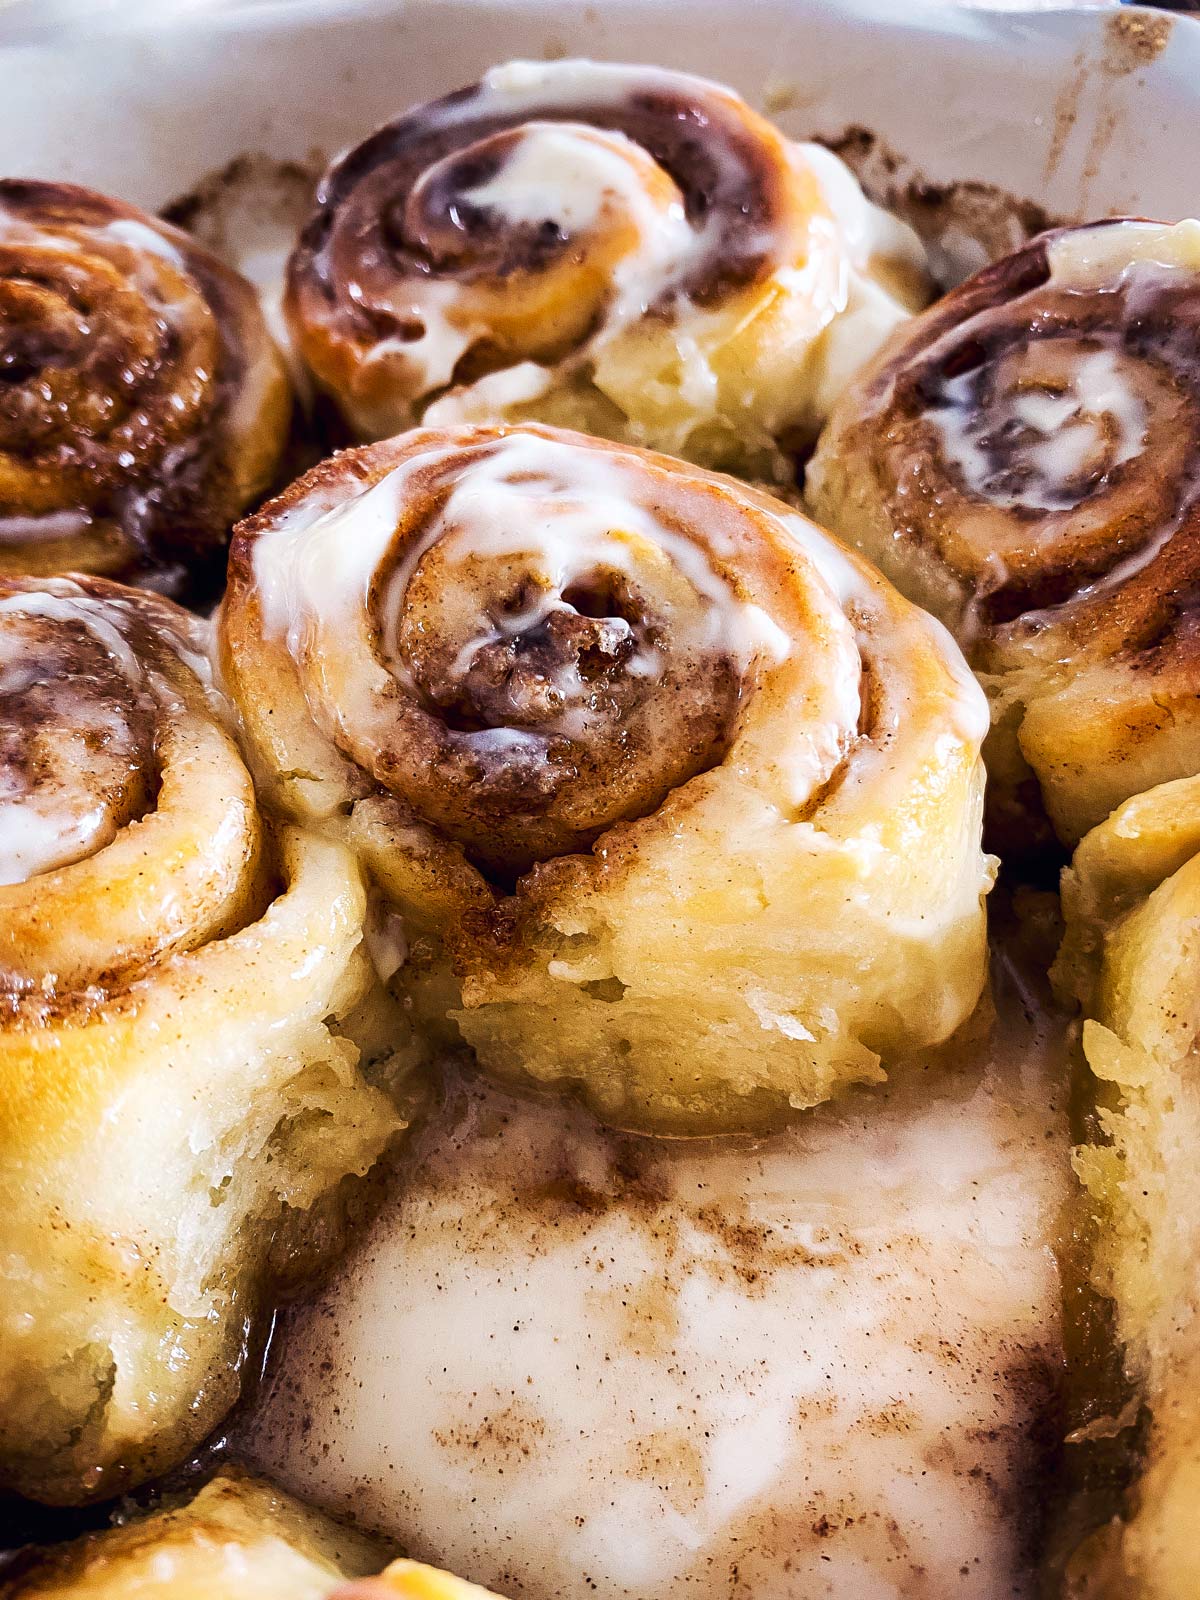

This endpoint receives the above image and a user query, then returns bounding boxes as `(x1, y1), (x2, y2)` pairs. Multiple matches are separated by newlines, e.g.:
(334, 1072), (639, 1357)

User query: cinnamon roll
(0, 576), (409, 1505)
(0, 1469), (502, 1599)
(220, 422), (992, 1133)
(284, 60), (928, 479)
(808, 218), (1200, 855)
(0, 181), (290, 599)
(1055, 776), (1200, 1595)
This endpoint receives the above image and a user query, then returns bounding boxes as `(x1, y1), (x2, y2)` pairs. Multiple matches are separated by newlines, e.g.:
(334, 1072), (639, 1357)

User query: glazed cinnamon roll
(0, 576), (409, 1505)
(220, 422), (992, 1133)
(0, 181), (290, 599)
(1055, 776), (1200, 1595)
(808, 218), (1200, 855)
(284, 60), (928, 479)
(1, 1469), (502, 1599)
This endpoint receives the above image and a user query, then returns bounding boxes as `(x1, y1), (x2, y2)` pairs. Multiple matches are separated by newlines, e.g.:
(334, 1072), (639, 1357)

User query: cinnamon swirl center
(249, 430), (796, 877)
(0, 599), (155, 885)
(0, 576), (263, 1008)
(286, 61), (801, 416)
(923, 339), (1150, 513)
(862, 224), (1200, 629)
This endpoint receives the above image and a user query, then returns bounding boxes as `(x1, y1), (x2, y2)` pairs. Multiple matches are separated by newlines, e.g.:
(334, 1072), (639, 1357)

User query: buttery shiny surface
(1057, 778), (1200, 1595)
(2, 35), (1187, 1586)
(0, 577), (403, 1506)
(1, 1471), (510, 1600)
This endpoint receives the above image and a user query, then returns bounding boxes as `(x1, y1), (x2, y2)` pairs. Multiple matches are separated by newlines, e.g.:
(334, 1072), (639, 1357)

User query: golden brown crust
(0, 181), (290, 600)
(0, 1469), (383, 1596)
(291, 70), (788, 325)
(329, 1564), (504, 1600)
(227, 426), (800, 876)
(832, 226), (1198, 644)
(1055, 777), (1200, 1596)
(0, 1470), (506, 1600)
(0, 573), (262, 1019)
(808, 218), (1200, 853)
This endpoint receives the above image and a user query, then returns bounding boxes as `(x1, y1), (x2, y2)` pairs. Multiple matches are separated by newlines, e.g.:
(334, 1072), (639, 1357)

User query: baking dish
(0, 0), (1197, 1591)
(0, 0), (1197, 233)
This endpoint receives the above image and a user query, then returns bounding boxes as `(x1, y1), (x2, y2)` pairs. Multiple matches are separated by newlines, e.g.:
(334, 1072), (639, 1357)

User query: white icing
(243, 985), (1070, 1599)
(0, 589), (147, 886)
(98, 215), (188, 268)
(253, 433), (793, 750)
(481, 56), (718, 108)
(929, 348), (1147, 512)
(0, 589), (143, 682)
(383, 434), (793, 682)
(777, 503), (987, 748)
(0, 201), (199, 353)
(374, 114), (698, 405)
(423, 360), (554, 429)
(0, 583), (218, 888)
(978, 221), (1200, 621)
(252, 430), (989, 788)
(1046, 217), (1200, 288)
(797, 140), (925, 280)
(361, 275), (478, 401)
(0, 509), (94, 545)
(806, 270), (917, 426)
(0, 777), (114, 888)
(1021, 350), (1146, 487)
(0, 202), (73, 251)
(0, 202), (186, 279)
(459, 121), (678, 238)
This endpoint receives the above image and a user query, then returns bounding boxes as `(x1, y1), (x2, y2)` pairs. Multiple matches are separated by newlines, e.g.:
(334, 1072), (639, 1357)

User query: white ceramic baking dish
(1, 1), (1197, 1590)
(0, 0), (1196, 236)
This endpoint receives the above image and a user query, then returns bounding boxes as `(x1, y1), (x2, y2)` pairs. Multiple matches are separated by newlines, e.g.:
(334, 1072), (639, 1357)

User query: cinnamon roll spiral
(0, 576), (407, 1505)
(0, 181), (290, 599)
(808, 218), (1200, 854)
(284, 60), (928, 479)
(1055, 776), (1200, 1595)
(220, 422), (992, 1133)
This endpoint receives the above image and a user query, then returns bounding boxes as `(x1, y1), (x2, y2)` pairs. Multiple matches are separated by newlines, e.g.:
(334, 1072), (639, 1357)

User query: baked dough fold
(0, 1469), (501, 1600)
(1056, 775), (1200, 1595)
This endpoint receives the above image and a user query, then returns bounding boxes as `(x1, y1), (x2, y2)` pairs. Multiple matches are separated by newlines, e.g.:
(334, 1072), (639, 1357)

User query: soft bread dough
(808, 220), (1200, 854)
(1056, 776), (1200, 1595)
(284, 60), (929, 480)
(0, 578), (411, 1505)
